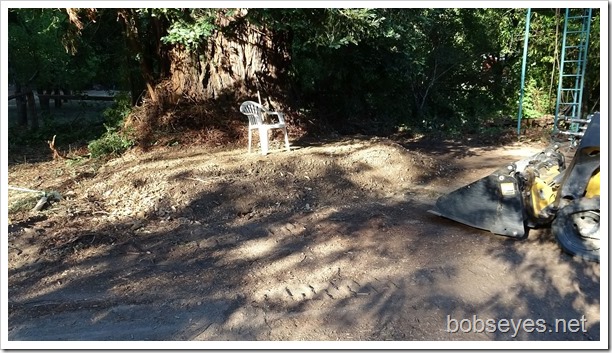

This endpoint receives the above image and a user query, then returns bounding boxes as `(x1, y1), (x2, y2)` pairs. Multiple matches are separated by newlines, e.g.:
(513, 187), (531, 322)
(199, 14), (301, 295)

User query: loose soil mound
(7, 137), (599, 343)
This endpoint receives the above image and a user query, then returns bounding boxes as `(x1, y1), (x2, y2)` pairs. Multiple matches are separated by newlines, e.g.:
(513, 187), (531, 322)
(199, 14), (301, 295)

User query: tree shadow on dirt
(7, 141), (599, 343)
(397, 137), (497, 158)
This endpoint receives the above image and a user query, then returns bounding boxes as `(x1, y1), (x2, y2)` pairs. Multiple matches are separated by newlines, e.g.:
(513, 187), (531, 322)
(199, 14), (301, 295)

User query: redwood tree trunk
(167, 46), (205, 104)
(124, 9), (293, 144)
(169, 9), (291, 109)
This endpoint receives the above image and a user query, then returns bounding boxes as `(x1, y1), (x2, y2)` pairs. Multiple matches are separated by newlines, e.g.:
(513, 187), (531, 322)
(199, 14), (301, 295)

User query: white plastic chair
(240, 101), (290, 155)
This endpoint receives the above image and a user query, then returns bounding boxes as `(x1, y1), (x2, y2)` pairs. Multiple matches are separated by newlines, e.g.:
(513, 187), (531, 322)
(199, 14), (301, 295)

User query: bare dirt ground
(6, 135), (600, 343)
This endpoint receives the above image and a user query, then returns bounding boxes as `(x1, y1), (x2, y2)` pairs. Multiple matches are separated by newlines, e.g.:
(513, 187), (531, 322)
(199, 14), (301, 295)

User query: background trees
(8, 7), (601, 146)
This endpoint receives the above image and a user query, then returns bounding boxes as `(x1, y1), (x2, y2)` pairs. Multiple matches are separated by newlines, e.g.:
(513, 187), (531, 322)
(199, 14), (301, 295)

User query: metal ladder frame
(554, 8), (593, 140)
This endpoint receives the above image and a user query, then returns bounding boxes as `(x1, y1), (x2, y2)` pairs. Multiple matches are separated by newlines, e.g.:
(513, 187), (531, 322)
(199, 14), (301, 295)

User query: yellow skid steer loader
(429, 112), (600, 262)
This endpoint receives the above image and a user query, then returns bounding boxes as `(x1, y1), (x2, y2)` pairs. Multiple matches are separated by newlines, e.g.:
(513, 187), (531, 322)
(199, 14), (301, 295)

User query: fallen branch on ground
(47, 135), (75, 160)
(8, 187), (62, 212)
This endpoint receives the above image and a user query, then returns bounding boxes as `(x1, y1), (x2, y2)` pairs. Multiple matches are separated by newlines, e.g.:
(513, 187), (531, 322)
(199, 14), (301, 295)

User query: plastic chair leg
(283, 127), (290, 151)
(258, 127), (269, 155)
(248, 128), (253, 153)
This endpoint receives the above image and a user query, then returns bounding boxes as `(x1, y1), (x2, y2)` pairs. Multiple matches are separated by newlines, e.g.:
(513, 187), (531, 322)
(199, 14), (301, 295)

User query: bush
(102, 92), (132, 129)
(88, 92), (134, 158)
(521, 79), (551, 119)
(88, 129), (134, 158)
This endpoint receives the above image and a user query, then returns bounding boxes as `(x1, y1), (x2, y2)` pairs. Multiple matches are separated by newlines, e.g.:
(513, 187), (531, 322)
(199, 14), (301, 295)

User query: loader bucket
(429, 168), (527, 238)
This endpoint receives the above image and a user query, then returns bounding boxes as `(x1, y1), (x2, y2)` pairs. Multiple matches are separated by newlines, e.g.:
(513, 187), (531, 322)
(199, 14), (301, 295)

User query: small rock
(130, 220), (144, 231)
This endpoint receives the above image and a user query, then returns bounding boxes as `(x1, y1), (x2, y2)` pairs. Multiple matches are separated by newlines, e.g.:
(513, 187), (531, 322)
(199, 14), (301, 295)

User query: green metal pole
(517, 8), (532, 136)
(554, 8), (569, 131)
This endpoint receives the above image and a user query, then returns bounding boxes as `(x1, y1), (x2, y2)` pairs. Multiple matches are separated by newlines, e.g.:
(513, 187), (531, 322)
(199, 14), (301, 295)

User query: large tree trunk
(167, 46), (205, 104)
(169, 9), (291, 109)
(125, 9), (293, 145)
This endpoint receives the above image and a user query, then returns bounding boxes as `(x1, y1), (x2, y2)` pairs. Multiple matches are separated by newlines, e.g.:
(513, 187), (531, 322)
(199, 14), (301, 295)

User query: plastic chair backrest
(240, 101), (264, 126)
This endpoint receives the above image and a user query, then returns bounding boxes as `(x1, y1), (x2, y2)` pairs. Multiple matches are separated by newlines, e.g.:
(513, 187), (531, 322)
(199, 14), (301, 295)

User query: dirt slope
(6, 137), (600, 344)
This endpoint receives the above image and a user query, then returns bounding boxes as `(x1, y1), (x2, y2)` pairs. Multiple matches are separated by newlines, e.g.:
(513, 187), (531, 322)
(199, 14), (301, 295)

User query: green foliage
(281, 8), (599, 136)
(102, 92), (132, 129)
(584, 10), (600, 114)
(88, 93), (135, 158)
(8, 7), (601, 145)
(282, 8), (521, 134)
(521, 79), (551, 119)
(251, 9), (386, 50)
(158, 9), (218, 51)
(88, 129), (134, 158)
(8, 9), (70, 85)
(301, 9), (385, 49)
(9, 9), (126, 91)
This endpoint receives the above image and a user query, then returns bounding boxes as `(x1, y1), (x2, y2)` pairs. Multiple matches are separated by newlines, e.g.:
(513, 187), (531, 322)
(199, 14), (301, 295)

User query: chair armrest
(263, 110), (286, 124)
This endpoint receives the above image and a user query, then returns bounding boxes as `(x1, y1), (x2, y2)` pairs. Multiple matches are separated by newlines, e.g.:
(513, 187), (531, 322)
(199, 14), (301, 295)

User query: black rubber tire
(552, 197), (600, 262)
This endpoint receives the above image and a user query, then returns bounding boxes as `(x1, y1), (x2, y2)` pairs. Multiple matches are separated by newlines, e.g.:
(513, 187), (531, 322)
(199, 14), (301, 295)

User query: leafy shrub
(102, 92), (132, 129)
(88, 129), (134, 158)
(521, 79), (551, 119)
(88, 93), (134, 158)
